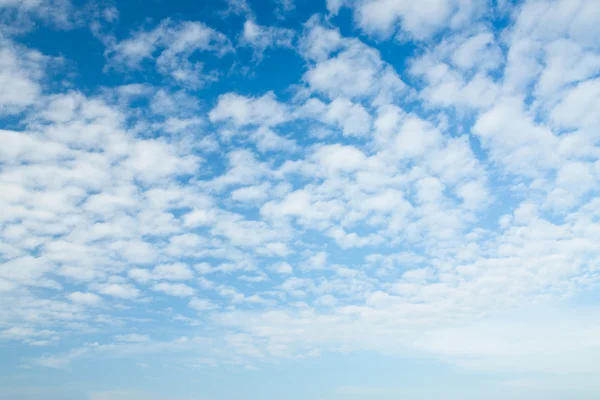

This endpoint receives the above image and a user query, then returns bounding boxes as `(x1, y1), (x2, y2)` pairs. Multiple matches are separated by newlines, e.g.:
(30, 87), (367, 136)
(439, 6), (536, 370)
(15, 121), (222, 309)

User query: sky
(1, 0), (600, 399)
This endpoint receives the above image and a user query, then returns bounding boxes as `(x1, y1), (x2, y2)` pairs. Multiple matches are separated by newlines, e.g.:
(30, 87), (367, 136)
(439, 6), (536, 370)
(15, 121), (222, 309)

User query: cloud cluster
(0, 0), (599, 385)
(107, 19), (233, 88)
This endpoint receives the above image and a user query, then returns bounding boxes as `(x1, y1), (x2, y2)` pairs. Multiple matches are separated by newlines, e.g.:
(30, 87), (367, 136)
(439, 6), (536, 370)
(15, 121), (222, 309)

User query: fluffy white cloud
(0, 0), (75, 31)
(188, 298), (218, 311)
(300, 17), (406, 103)
(114, 333), (150, 343)
(151, 282), (195, 297)
(329, 0), (487, 39)
(97, 283), (141, 299)
(209, 92), (296, 151)
(240, 19), (294, 58)
(67, 291), (103, 306)
(297, 98), (372, 137)
(129, 263), (194, 283)
(0, 37), (47, 115)
(107, 20), (232, 88)
(409, 29), (502, 110)
(210, 91), (288, 127)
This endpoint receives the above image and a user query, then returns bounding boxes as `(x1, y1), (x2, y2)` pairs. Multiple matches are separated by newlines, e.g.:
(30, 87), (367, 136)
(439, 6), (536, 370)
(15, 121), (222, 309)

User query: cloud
(270, 262), (293, 275)
(0, 37), (47, 115)
(0, 326), (58, 346)
(107, 19), (233, 88)
(329, 0), (487, 40)
(188, 298), (218, 311)
(239, 19), (294, 59)
(151, 282), (195, 297)
(300, 18), (406, 103)
(96, 283), (141, 299)
(210, 91), (288, 127)
(129, 263), (194, 284)
(221, 0), (252, 17)
(296, 97), (372, 137)
(273, 0), (295, 18)
(414, 309), (600, 374)
(67, 292), (103, 306)
(114, 333), (150, 343)
(0, 0), (75, 31)
(409, 28), (502, 111)
(209, 92), (296, 151)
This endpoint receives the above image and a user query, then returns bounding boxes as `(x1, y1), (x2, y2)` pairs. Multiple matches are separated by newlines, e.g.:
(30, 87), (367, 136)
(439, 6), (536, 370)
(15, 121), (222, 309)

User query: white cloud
(299, 18), (406, 103)
(67, 292), (103, 306)
(0, 326), (58, 345)
(154, 263), (195, 280)
(240, 19), (294, 58)
(107, 20), (232, 88)
(188, 298), (218, 311)
(312, 143), (367, 173)
(221, 0), (252, 16)
(273, 0), (295, 17)
(114, 333), (150, 343)
(414, 310), (600, 374)
(129, 263), (194, 283)
(209, 91), (288, 127)
(0, 37), (46, 115)
(409, 29), (502, 111)
(298, 15), (343, 61)
(97, 283), (140, 299)
(231, 182), (271, 202)
(472, 96), (560, 177)
(330, 0), (487, 39)
(270, 262), (293, 274)
(151, 282), (195, 297)
(549, 78), (600, 130)
(0, 0), (74, 31)
(123, 139), (202, 183)
(297, 98), (372, 137)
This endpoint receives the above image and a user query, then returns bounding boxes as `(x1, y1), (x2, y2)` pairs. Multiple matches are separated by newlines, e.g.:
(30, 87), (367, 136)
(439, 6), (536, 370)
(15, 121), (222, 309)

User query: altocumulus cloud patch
(1, 0), (600, 399)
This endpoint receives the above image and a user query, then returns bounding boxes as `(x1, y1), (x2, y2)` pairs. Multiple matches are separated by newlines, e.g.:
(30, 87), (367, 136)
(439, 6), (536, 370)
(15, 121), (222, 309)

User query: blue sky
(1, 0), (600, 399)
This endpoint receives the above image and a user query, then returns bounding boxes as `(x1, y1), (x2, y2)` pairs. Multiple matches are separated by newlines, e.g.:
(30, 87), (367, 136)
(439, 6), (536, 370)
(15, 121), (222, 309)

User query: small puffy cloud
(331, 0), (487, 40)
(300, 19), (405, 103)
(209, 93), (295, 151)
(209, 91), (288, 127)
(298, 15), (344, 61)
(188, 298), (218, 311)
(123, 139), (202, 183)
(472, 96), (560, 177)
(409, 29), (502, 110)
(107, 20), (232, 88)
(0, 327), (58, 345)
(270, 262), (293, 274)
(305, 251), (327, 270)
(0, 0), (75, 30)
(312, 144), (367, 174)
(240, 19), (294, 58)
(129, 263), (194, 283)
(97, 283), (141, 300)
(231, 182), (271, 203)
(0, 37), (46, 115)
(151, 282), (195, 297)
(67, 291), (103, 306)
(456, 181), (489, 210)
(297, 98), (372, 137)
(114, 334), (150, 343)
(153, 263), (195, 281)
